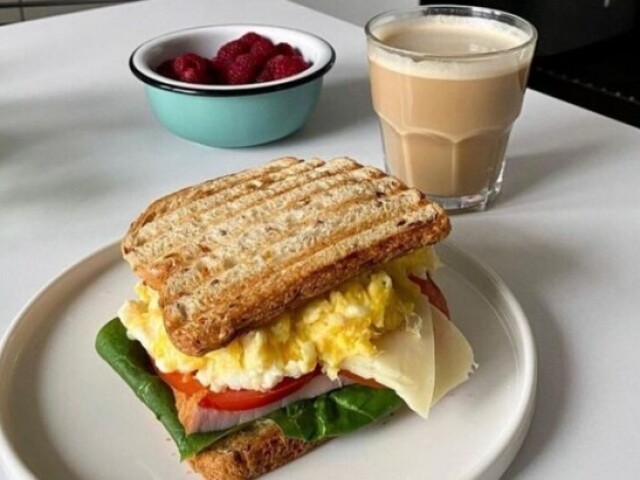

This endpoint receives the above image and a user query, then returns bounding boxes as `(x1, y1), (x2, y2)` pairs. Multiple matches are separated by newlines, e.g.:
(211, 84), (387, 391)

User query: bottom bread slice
(174, 390), (324, 480)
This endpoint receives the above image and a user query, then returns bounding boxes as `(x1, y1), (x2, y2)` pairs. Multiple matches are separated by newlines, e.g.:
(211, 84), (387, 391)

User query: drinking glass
(366, 6), (537, 212)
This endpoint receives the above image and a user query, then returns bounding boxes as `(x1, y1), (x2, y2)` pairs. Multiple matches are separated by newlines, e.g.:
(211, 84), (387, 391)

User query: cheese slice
(340, 297), (474, 418)
(340, 298), (436, 418)
(431, 305), (475, 405)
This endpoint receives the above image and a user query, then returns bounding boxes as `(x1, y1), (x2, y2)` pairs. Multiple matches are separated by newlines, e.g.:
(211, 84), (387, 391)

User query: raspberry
(266, 54), (309, 80)
(255, 67), (273, 83)
(156, 59), (177, 80)
(217, 39), (249, 64)
(250, 38), (276, 62)
(275, 42), (300, 57)
(262, 55), (283, 78)
(160, 34), (308, 86)
(225, 53), (263, 85)
(179, 68), (207, 84)
(172, 53), (212, 84)
(238, 32), (264, 46)
(209, 57), (228, 83)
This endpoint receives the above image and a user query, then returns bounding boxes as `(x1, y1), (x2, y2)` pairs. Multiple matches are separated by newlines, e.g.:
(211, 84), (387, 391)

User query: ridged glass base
(427, 183), (502, 213)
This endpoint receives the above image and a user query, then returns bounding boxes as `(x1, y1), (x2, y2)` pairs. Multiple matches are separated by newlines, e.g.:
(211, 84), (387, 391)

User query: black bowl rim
(129, 25), (336, 97)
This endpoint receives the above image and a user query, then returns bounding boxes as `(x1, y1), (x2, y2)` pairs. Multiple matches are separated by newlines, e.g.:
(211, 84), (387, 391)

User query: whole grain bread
(122, 157), (450, 356)
(189, 422), (322, 480)
(174, 389), (322, 480)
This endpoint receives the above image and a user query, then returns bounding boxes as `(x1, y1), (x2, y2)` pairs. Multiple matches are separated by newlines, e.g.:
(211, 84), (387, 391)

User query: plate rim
(0, 242), (119, 480)
(440, 242), (537, 480)
(0, 240), (537, 480)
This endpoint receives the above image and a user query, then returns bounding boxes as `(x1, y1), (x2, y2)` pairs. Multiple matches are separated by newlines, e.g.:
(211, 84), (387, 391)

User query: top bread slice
(122, 157), (450, 356)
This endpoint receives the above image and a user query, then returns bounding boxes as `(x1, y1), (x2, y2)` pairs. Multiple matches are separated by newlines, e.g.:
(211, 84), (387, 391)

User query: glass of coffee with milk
(366, 6), (537, 212)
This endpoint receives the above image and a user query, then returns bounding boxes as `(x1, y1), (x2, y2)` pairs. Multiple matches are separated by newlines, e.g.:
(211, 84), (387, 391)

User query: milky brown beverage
(368, 15), (534, 200)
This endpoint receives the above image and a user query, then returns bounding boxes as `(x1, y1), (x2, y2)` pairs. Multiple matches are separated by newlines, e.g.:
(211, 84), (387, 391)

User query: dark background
(420, 0), (640, 128)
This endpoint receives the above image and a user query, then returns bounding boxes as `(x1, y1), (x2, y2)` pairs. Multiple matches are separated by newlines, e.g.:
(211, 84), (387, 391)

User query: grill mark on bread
(137, 164), (379, 288)
(164, 191), (444, 355)
(161, 176), (403, 300)
(166, 186), (413, 305)
(123, 158), (301, 255)
(133, 159), (326, 247)
(128, 159), (365, 283)
(141, 160), (367, 264)
(121, 158), (450, 356)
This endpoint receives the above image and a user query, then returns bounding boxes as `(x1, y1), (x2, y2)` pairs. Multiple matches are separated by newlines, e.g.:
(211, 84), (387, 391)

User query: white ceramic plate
(0, 242), (535, 480)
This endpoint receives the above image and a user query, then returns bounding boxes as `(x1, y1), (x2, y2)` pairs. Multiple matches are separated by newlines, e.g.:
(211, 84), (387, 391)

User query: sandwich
(95, 157), (475, 480)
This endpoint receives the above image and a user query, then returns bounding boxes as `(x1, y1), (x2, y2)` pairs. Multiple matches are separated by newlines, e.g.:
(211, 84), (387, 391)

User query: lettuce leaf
(95, 319), (234, 459)
(267, 384), (403, 441)
(95, 318), (404, 459)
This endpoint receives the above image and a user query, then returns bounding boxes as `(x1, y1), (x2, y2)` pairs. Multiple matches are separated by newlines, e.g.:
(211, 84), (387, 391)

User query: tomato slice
(198, 372), (319, 410)
(156, 369), (208, 396)
(410, 274), (450, 319)
(156, 367), (319, 411)
(156, 275), (449, 410)
(339, 370), (386, 389)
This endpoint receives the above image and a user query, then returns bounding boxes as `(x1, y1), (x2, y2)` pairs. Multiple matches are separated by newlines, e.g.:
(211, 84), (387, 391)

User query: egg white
(119, 247), (474, 417)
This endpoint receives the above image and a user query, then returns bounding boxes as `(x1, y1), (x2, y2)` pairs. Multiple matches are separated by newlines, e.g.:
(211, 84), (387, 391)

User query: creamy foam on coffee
(368, 14), (534, 198)
(370, 15), (531, 80)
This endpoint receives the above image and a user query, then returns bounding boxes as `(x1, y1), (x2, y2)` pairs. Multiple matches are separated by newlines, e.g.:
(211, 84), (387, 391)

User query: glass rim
(364, 4), (538, 61)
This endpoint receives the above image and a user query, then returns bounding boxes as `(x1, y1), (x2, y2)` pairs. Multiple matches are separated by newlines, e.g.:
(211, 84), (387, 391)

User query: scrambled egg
(119, 247), (440, 392)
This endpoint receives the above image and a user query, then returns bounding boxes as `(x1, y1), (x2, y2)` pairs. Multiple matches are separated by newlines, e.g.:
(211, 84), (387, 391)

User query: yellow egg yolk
(119, 247), (439, 392)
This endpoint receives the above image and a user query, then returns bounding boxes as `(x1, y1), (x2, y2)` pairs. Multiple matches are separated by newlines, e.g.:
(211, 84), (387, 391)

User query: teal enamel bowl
(130, 25), (335, 148)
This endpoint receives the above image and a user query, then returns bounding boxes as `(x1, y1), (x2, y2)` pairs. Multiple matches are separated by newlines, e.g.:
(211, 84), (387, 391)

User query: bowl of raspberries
(130, 25), (335, 147)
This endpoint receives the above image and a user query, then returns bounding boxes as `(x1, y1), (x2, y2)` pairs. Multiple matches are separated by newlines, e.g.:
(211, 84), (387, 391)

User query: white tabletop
(2, 0), (640, 478)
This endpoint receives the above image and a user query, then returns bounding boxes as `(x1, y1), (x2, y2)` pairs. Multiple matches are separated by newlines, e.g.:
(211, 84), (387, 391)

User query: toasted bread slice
(123, 157), (450, 356)
(188, 422), (322, 480)
(174, 390), (322, 480)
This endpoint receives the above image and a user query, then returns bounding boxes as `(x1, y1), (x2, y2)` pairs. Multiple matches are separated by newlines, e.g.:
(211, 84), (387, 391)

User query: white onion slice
(184, 375), (350, 433)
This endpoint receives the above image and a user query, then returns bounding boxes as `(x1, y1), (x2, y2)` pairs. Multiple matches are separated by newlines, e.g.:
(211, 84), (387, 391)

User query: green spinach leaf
(95, 319), (234, 459)
(267, 384), (404, 441)
(95, 318), (405, 458)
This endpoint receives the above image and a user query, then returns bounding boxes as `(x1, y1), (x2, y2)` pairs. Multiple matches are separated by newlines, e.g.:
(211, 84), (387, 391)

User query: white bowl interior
(132, 24), (334, 91)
